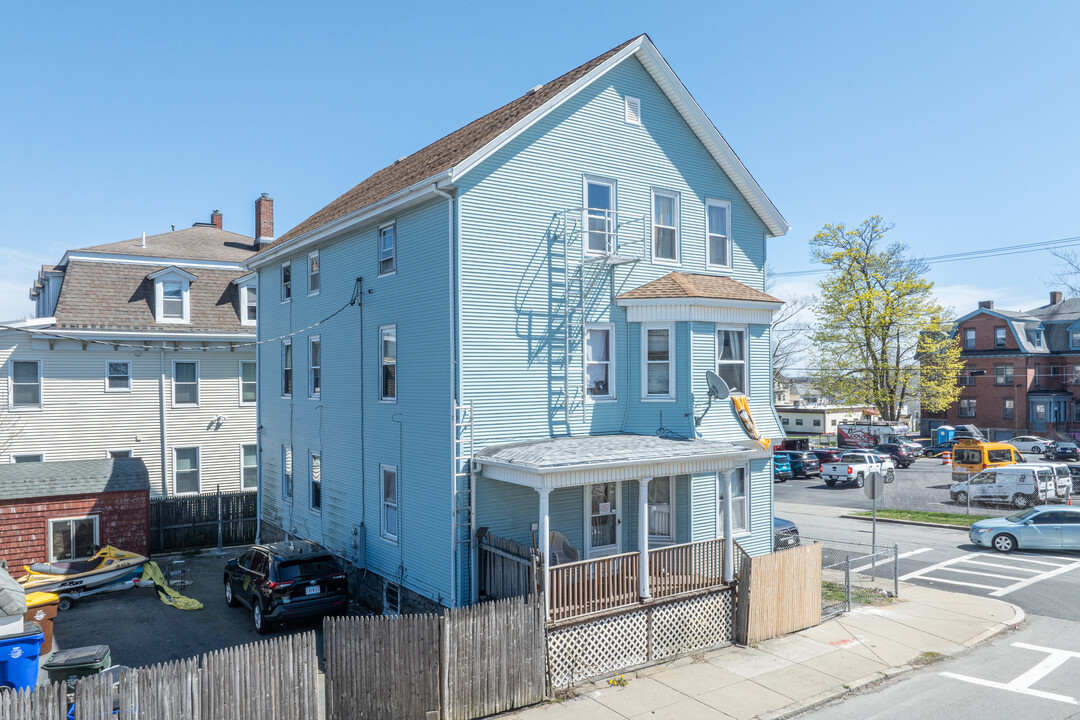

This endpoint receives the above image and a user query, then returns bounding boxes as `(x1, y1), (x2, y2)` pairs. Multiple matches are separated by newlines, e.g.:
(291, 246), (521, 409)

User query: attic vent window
(624, 95), (642, 126)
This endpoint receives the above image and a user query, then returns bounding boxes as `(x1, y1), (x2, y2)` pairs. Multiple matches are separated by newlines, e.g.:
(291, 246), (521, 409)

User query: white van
(950, 465), (1055, 509)
(1031, 461), (1074, 501)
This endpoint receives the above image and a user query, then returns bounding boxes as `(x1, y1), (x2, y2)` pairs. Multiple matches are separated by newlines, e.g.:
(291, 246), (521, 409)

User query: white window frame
(641, 323), (675, 401)
(10, 453), (44, 463)
(718, 466), (750, 537)
(105, 449), (132, 459)
(148, 268), (196, 325)
(171, 360), (199, 407)
(1033, 330), (1043, 349)
(380, 325), (397, 403)
(105, 360), (131, 393)
(48, 515), (99, 563)
(307, 250), (320, 296)
(240, 284), (257, 327)
(9, 359), (42, 410)
(584, 322), (616, 402)
(651, 189), (680, 265)
(281, 263), (292, 302)
(308, 336), (321, 398)
(382, 464), (399, 542)
(282, 445), (293, 500)
(624, 95), (642, 126)
(310, 450), (322, 511)
(173, 446), (201, 495)
(715, 325), (749, 396)
(583, 175), (617, 256)
(378, 223), (396, 277)
(282, 340), (293, 397)
(647, 475), (674, 544)
(705, 198), (732, 270)
(239, 360), (257, 405)
(240, 443), (258, 490)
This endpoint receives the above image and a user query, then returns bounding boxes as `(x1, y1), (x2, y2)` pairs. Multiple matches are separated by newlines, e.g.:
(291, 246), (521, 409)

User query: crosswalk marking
(900, 551), (1080, 597)
(941, 642), (1080, 705)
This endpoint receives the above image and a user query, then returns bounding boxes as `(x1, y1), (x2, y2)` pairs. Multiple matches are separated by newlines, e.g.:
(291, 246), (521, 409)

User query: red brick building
(925, 292), (1080, 440)
(0, 457), (150, 576)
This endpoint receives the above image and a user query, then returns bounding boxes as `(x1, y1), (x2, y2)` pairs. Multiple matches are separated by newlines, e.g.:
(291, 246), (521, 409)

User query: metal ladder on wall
(453, 401), (475, 601)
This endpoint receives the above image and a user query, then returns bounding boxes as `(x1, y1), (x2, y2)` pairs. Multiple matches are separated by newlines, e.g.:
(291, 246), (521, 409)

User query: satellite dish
(705, 371), (731, 401)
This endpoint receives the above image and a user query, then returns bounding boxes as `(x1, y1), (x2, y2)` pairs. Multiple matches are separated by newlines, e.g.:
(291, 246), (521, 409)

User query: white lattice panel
(652, 589), (734, 659)
(547, 610), (648, 688)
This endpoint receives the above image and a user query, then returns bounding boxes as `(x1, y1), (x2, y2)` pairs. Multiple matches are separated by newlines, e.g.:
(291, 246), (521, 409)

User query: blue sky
(2, 1), (1078, 327)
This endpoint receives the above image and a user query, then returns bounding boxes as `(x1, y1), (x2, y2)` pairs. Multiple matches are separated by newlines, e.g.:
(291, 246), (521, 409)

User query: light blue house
(247, 35), (788, 616)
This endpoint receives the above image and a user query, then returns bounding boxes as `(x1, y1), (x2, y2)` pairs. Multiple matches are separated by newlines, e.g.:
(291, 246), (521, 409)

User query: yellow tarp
(732, 395), (771, 450)
(140, 561), (203, 611)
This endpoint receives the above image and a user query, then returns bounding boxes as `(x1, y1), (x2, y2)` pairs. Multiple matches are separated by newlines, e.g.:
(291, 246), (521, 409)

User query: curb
(840, 514), (974, 530)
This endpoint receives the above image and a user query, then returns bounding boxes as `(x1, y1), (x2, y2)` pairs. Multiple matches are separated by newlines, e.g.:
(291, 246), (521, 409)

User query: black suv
(874, 443), (914, 468)
(224, 540), (348, 633)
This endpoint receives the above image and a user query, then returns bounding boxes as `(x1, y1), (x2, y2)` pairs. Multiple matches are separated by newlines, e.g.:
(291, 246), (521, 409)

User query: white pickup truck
(820, 452), (896, 488)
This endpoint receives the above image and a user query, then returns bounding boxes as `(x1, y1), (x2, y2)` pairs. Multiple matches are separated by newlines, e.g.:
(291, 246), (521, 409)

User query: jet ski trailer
(17, 546), (148, 610)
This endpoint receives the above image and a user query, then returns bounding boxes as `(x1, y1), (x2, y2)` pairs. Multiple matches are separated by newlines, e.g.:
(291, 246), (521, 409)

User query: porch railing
(648, 538), (725, 600)
(548, 551), (639, 622)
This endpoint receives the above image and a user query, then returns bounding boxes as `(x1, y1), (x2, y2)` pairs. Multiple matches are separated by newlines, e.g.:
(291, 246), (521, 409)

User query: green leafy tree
(809, 216), (963, 421)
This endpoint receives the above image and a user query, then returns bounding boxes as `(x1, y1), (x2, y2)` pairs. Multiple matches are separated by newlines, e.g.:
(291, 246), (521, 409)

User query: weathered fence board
(150, 490), (257, 553)
(735, 542), (822, 645)
(0, 682), (66, 720)
(478, 534), (537, 600)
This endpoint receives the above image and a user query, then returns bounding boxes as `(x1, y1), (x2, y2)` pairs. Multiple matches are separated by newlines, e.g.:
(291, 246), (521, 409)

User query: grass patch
(911, 651), (945, 667)
(822, 581), (895, 607)
(850, 509), (994, 527)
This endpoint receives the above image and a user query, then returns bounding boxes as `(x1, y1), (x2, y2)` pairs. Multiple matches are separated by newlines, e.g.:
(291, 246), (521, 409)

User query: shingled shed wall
(0, 490), (149, 577)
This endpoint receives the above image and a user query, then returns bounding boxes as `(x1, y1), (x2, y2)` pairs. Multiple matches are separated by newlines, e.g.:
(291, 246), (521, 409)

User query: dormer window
(233, 274), (257, 327)
(148, 267), (196, 324)
(1033, 330), (1043, 349)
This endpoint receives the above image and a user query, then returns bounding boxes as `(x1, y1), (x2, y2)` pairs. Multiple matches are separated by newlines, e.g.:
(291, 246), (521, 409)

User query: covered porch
(474, 434), (770, 622)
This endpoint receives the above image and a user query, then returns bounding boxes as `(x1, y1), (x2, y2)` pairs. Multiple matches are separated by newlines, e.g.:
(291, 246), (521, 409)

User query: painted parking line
(899, 552), (1080, 597)
(849, 547), (933, 574)
(941, 642), (1080, 705)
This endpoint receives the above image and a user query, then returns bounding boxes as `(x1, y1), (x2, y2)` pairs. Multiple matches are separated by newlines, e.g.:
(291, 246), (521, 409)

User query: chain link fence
(808, 537), (899, 618)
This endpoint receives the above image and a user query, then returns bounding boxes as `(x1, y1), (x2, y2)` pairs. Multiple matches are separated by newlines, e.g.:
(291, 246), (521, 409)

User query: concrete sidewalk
(503, 583), (1023, 720)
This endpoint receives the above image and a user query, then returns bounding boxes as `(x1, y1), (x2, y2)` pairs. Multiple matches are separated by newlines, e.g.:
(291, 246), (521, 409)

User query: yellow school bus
(951, 438), (1022, 482)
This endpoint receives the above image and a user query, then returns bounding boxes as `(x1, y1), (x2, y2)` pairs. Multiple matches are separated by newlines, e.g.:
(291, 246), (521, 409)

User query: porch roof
(476, 433), (770, 489)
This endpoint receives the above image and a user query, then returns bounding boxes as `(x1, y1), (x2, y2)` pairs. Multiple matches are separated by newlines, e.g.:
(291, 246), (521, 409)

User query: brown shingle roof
(77, 227), (257, 263)
(616, 272), (783, 304)
(53, 260), (250, 333)
(258, 35), (642, 253)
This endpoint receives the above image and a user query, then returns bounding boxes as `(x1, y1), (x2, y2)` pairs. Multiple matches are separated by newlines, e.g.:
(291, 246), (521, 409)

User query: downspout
(159, 343), (168, 497)
(255, 272), (262, 544)
(433, 184), (461, 606)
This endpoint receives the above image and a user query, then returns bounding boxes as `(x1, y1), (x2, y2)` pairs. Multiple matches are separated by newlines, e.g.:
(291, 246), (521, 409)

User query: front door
(585, 482), (622, 557)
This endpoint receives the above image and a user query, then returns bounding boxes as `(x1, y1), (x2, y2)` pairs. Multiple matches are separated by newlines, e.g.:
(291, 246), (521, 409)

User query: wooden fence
(648, 538), (725, 599)
(0, 683), (66, 720)
(734, 542), (822, 645)
(324, 595), (546, 720)
(150, 489), (257, 553)
(478, 533), (537, 601)
(548, 551), (639, 622)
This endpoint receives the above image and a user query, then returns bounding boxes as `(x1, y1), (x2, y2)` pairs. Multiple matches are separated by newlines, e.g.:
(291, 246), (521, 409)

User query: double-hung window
(379, 224), (396, 276)
(161, 282), (183, 319)
(705, 199), (732, 269)
(310, 451), (321, 510)
(380, 326), (396, 401)
(994, 365), (1013, 386)
(585, 178), (615, 254)
(282, 446), (293, 500)
(282, 340), (292, 397)
(240, 361), (256, 404)
(642, 325), (674, 399)
(716, 327), (747, 395)
(50, 516), (98, 562)
(241, 444), (258, 490)
(964, 329), (975, 350)
(308, 251), (320, 295)
(1072, 332), (1080, 349)
(174, 447), (200, 494)
(959, 398), (976, 417)
(10, 360), (41, 408)
(995, 327), (1006, 348)
(309, 336), (321, 398)
(242, 285), (257, 325)
(585, 324), (614, 399)
(172, 361), (198, 406)
(106, 361), (130, 392)
(719, 468), (748, 534)
(382, 464), (398, 541)
(1004, 398), (1015, 419)
(647, 476), (673, 542)
(652, 190), (679, 262)
(281, 263), (292, 302)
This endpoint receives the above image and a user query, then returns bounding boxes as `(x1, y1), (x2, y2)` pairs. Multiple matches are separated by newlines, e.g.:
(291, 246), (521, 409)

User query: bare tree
(1047, 248), (1080, 297)
(765, 267), (812, 374)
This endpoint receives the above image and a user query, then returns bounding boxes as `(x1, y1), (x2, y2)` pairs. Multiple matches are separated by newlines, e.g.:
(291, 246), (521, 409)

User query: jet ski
(18, 546), (147, 596)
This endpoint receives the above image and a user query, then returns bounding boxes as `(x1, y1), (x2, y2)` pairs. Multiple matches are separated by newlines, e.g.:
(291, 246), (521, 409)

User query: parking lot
(48, 545), (332, 669)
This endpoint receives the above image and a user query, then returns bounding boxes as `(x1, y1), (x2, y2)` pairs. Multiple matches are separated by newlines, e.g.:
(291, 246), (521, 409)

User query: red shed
(0, 457), (150, 577)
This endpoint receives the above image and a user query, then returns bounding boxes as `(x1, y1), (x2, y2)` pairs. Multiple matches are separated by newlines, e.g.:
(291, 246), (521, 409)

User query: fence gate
(324, 614), (441, 720)
(150, 489), (257, 553)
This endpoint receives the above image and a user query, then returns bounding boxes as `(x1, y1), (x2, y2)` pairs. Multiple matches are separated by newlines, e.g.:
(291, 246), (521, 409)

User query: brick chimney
(255, 194), (274, 248)
(211, 209), (223, 229)
(978, 300), (994, 309)
(1051, 291), (1063, 305)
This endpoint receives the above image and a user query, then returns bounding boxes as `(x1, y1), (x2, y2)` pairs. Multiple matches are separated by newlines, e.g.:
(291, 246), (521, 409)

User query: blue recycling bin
(0, 621), (44, 691)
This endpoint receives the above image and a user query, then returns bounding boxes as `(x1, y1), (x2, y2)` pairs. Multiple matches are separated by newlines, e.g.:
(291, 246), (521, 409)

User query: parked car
(949, 465), (1053, 509)
(809, 448), (844, 465)
(1053, 443), (1080, 462)
(773, 454), (793, 483)
(1007, 436), (1053, 454)
(922, 440), (958, 458)
(969, 506), (1080, 552)
(224, 540), (348, 633)
(1041, 442), (1057, 460)
(773, 517), (801, 551)
(873, 443), (914, 469)
(776, 451), (821, 478)
(820, 453), (895, 488)
(1066, 464), (1080, 493)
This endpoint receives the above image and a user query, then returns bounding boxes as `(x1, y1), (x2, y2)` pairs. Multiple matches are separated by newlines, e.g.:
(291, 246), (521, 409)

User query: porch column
(638, 477), (651, 601)
(538, 487), (551, 620)
(721, 469), (735, 584)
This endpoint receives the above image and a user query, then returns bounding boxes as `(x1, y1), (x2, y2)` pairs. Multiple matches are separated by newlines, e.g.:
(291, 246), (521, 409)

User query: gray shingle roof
(0, 458), (150, 502)
(77, 227), (257, 263)
(477, 434), (748, 470)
